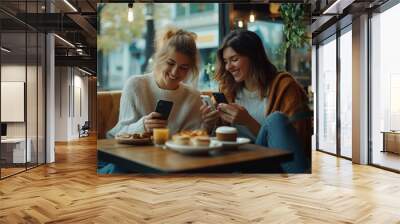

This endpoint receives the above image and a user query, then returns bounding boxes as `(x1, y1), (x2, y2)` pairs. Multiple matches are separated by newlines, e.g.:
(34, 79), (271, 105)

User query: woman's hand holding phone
(143, 112), (167, 132)
(217, 103), (251, 125)
(200, 104), (219, 132)
(217, 103), (261, 136)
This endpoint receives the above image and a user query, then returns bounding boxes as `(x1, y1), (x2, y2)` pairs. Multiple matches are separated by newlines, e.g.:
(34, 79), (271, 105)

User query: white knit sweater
(107, 73), (203, 138)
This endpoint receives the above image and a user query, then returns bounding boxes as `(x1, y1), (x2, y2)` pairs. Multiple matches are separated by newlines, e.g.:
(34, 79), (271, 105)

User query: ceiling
(3, 0), (392, 75)
(311, 0), (389, 40)
(0, 0), (97, 74)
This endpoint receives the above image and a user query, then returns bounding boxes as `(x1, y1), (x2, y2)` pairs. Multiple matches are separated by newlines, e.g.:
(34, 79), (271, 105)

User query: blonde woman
(107, 27), (218, 138)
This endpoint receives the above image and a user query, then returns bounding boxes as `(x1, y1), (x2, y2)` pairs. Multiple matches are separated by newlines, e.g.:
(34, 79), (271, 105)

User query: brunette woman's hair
(214, 29), (278, 101)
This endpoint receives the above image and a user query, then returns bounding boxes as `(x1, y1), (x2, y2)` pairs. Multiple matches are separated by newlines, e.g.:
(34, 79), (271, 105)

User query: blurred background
(97, 3), (311, 98)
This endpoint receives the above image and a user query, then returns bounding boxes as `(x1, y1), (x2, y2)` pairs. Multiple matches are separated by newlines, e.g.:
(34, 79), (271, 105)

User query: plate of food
(165, 130), (222, 154)
(115, 132), (153, 145)
(165, 136), (223, 155)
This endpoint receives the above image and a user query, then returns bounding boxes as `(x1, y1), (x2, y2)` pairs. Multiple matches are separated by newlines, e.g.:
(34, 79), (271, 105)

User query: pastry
(191, 136), (211, 146)
(178, 129), (208, 138)
(172, 135), (190, 145)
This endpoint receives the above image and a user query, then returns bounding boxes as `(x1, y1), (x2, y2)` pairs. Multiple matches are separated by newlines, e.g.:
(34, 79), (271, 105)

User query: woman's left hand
(200, 104), (219, 132)
(217, 103), (252, 125)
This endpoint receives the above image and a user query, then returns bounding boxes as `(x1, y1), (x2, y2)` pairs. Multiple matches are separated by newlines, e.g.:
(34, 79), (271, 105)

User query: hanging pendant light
(249, 13), (255, 23)
(238, 20), (244, 28)
(128, 3), (134, 22)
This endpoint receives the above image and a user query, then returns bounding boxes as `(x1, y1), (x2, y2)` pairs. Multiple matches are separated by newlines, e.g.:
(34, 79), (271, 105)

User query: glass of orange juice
(153, 128), (169, 146)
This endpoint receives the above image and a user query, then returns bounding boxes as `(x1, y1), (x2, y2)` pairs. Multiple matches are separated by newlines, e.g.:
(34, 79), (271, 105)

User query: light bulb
(238, 20), (243, 28)
(249, 14), (255, 23)
(128, 3), (134, 22)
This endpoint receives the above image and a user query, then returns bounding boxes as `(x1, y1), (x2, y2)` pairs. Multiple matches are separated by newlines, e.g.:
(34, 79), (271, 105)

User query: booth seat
(97, 90), (214, 139)
(97, 91), (122, 139)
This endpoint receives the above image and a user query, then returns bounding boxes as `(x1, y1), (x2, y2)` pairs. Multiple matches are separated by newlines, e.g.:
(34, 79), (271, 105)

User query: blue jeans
(255, 112), (310, 173)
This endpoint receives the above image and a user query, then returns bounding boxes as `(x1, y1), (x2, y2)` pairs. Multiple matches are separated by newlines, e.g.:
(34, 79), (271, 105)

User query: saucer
(165, 140), (223, 155)
(211, 137), (251, 146)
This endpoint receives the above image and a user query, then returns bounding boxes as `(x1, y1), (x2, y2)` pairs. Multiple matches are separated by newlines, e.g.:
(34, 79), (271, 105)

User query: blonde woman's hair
(153, 26), (200, 86)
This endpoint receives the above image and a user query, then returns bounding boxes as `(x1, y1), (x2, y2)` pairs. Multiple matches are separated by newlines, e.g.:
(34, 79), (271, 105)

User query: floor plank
(0, 135), (399, 223)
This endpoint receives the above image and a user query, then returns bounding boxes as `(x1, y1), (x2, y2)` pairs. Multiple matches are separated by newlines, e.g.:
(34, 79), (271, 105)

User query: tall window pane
(371, 3), (400, 171)
(27, 30), (38, 169)
(318, 36), (337, 154)
(38, 32), (46, 165)
(1, 31), (27, 177)
(340, 28), (352, 158)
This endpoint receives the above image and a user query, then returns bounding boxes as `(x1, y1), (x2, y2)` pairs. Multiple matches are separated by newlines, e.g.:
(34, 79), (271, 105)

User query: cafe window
(190, 3), (215, 14)
(339, 26), (352, 158)
(98, 3), (219, 91)
(370, 2), (400, 171)
(176, 3), (187, 17)
(317, 35), (337, 155)
(315, 21), (353, 159)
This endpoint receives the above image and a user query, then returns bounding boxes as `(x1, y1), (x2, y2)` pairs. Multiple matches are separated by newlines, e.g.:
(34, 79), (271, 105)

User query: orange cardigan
(266, 72), (312, 158)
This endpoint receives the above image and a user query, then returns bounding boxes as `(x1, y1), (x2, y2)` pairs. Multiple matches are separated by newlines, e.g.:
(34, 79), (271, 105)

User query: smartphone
(212, 92), (228, 105)
(200, 95), (215, 110)
(155, 100), (173, 120)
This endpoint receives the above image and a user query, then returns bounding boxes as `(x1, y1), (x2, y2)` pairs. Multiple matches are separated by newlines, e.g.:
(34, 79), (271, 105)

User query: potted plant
(278, 3), (310, 71)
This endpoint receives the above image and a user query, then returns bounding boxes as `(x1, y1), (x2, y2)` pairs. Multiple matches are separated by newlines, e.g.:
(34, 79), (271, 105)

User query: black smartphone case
(212, 92), (228, 104)
(155, 100), (173, 120)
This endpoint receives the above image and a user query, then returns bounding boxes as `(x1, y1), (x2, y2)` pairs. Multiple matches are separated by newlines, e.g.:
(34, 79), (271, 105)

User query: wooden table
(97, 139), (293, 173)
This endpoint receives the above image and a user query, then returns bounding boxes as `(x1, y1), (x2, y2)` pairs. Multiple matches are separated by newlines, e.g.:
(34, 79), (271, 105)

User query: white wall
(1, 65), (39, 137)
(74, 73), (89, 121)
(1, 64), (46, 164)
(54, 67), (89, 141)
(1, 65), (26, 140)
(1, 65), (26, 81)
(55, 67), (69, 141)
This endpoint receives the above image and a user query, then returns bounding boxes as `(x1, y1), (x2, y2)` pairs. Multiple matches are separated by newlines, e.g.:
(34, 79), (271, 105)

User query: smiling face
(156, 50), (191, 90)
(222, 47), (250, 83)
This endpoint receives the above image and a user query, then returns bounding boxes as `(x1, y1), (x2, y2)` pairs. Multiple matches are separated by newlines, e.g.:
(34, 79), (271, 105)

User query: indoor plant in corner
(279, 3), (311, 71)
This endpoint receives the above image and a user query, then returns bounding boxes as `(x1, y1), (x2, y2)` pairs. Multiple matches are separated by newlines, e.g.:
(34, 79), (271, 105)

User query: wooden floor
(1, 135), (400, 223)
(372, 150), (400, 171)
(1, 167), (26, 178)
(1, 163), (44, 178)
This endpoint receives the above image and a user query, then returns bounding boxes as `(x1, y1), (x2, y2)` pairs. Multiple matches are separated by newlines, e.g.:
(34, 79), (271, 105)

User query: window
(190, 3), (215, 14)
(312, 45), (317, 150)
(370, 3), (400, 171)
(339, 27), (352, 158)
(98, 3), (219, 91)
(0, 1), (46, 179)
(176, 3), (187, 17)
(248, 21), (285, 70)
(317, 35), (337, 154)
